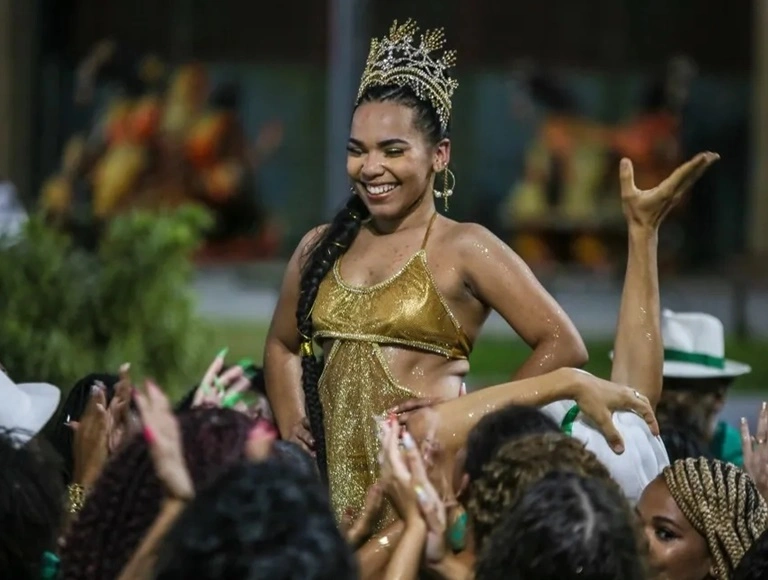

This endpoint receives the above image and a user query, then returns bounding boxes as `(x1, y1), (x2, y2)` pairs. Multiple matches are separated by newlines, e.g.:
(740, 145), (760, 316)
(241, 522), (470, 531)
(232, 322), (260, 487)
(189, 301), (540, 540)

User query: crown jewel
(357, 19), (458, 132)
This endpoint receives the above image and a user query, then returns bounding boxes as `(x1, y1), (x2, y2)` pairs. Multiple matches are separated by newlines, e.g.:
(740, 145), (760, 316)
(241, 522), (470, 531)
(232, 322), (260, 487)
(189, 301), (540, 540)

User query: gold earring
(434, 167), (456, 212)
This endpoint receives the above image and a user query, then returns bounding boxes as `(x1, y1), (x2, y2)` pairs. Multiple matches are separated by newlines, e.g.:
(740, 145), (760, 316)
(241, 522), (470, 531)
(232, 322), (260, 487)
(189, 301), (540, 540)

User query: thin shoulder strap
(420, 212), (439, 250)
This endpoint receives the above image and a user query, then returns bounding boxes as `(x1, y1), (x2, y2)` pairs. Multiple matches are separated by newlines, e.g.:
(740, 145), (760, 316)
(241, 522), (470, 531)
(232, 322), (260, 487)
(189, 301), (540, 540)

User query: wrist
(553, 367), (582, 400)
(628, 223), (659, 241)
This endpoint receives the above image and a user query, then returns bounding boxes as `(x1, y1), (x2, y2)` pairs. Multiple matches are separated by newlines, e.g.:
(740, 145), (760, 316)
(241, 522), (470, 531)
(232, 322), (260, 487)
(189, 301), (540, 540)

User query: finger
(628, 393), (659, 436)
(619, 158), (635, 195)
(223, 376), (250, 399)
(757, 402), (768, 442)
(146, 381), (171, 411)
(132, 388), (150, 421)
(658, 153), (710, 196)
(217, 365), (245, 391)
(672, 153), (718, 201)
(402, 431), (431, 484)
(741, 417), (755, 464)
(200, 352), (226, 391)
(597, 412), (625, 454)
(389, 398), (437, 415)
(386, 426), (411, 482)
(66, 420), (80, 431)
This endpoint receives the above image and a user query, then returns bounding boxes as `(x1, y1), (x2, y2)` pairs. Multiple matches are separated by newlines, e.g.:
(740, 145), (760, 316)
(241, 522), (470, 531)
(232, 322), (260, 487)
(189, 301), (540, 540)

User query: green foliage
(0, 206), (212, 392)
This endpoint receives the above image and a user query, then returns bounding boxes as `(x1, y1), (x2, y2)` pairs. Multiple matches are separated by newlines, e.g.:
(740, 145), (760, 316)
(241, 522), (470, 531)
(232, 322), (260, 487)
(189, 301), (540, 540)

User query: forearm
(433, 367), (580, 449)
(117, 497), (187, 580)
(611, 226), (662, 408)
(383, 520), (426, 580)
(513, 333), (588, 380)
(263, 339), (306, 435)
(356, 521), (406, 580)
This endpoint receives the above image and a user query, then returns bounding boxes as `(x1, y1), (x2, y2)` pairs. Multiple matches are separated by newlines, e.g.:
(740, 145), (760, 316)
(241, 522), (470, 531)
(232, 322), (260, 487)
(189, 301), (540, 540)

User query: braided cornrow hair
(663, 457), (768, 579)
(296, 83), (448, 481)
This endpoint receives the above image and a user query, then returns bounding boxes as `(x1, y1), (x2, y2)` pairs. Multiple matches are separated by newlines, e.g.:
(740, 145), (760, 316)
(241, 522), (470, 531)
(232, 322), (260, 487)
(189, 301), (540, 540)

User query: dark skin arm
(458, 224), (588, 378)
(263, 226), (327, 452)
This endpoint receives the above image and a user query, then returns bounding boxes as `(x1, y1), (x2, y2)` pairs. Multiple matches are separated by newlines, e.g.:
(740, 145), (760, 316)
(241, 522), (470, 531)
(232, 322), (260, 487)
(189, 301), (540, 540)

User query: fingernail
(217, 347), (229, 360)
(402, 431), (416, 450)
(91, 385), (100, 395)
(762, 402), (767, 412)
(614, 444), (625, 454)
(742, 417), (748, 425)
(120, 362), (131, 373)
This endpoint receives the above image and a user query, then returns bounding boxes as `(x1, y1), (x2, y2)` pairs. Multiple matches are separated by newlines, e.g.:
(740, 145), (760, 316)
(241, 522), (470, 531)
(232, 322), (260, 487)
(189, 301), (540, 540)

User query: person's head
(467, 432), (619, 549)
(636, 457), (768, 580)
(154, 458), (356, 580)
(0, 429), (64, 580)
(660, 418), (714, 463)
(296, 19), (458, 480)
(455, 404), (559, 495)
(733, 528), (768, 580)
(658, 378), (734, 441)
(271, 439), (320, 481)
(348, 20), (457, 224)
(59, 408), (256, 580)
(475, 471), (645, 580)
(48, 373), (120, 482)
(658, 309), (750, 440)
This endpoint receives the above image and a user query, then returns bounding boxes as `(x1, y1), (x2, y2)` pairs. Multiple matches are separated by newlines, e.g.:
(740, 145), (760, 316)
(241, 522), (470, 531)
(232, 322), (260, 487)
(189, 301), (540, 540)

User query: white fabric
(541, 400), (669, 505)
(0, 370), (60, 444)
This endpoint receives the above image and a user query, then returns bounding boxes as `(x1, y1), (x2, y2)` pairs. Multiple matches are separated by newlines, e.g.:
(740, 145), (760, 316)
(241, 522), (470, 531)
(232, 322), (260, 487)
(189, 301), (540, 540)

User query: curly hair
(0, 429), (64, 580)
(296, 83), (449, 481)
(154, 458), (357, 580)
(58, 408), (255, 580)
(475, 471), (646, 580)
(463, 404), (559, 483)
(663, 457), (768, 579)
(467, 432), (619, 548)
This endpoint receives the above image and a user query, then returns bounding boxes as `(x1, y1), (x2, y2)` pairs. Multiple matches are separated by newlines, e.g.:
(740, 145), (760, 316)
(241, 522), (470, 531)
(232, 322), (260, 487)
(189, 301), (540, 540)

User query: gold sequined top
(312, 213), (471, 530)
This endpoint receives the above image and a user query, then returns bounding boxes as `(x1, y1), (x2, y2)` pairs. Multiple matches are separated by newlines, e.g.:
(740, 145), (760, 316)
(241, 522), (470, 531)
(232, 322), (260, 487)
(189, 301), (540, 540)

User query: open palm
(620, 151), (719, 228)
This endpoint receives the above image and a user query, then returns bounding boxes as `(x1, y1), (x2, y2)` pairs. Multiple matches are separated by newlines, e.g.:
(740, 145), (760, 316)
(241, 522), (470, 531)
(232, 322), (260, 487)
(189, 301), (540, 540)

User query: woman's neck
(368, 192), (436, 235)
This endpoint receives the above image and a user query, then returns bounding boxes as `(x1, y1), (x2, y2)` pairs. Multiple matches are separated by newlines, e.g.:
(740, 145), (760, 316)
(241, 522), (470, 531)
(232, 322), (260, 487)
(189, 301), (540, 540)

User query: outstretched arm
(611, 153), (718, 409)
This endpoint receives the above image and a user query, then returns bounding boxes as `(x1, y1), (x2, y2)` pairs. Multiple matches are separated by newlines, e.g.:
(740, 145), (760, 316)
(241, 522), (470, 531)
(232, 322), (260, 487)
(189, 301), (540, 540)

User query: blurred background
(0, 0), (766, 412)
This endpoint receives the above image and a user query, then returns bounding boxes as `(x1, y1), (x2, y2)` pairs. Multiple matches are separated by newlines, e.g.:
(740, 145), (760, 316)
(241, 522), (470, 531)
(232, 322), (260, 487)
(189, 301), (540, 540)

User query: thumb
(619, 158), (635, 192)
(66, 421), (80, 431)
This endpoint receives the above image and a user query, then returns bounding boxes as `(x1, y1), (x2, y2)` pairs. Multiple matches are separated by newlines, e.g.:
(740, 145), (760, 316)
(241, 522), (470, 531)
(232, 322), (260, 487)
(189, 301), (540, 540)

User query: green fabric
(710, 421), (743, 467)
(664, 348), (725, 370)
(40, 551), (59, 580)
(561, 404), (581, 436)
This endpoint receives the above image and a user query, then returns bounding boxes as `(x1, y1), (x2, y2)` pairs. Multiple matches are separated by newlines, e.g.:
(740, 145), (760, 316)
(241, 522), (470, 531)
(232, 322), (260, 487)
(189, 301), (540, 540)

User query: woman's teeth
(365, 184), (397, 195)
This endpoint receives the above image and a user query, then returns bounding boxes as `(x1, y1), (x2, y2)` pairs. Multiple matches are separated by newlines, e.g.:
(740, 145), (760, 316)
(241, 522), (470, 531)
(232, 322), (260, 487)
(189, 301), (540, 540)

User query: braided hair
(296, 83), (449, 480)
(663, 457), (768, 579)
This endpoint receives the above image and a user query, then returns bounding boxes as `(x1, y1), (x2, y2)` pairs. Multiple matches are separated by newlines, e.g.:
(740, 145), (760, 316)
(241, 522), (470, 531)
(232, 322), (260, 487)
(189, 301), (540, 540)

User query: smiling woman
(263, 19), (588, 530)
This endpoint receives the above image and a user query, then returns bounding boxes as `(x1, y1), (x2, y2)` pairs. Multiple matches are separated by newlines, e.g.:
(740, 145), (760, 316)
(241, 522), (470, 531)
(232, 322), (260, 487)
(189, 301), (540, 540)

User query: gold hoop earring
(434, 167), (456, 212)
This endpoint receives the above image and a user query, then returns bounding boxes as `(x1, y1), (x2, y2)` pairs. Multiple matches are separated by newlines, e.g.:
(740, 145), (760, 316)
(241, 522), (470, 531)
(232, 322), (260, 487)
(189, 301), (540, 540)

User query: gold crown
(356, 19), (458, 132)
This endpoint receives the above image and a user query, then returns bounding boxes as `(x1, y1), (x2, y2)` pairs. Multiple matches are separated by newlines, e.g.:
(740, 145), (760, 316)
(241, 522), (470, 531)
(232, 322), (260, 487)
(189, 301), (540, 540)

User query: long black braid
(296, 84), (448, 480)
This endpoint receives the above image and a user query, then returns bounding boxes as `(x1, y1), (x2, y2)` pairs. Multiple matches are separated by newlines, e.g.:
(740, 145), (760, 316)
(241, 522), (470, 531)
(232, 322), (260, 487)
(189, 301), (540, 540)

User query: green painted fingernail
(217, 347), (229, 360)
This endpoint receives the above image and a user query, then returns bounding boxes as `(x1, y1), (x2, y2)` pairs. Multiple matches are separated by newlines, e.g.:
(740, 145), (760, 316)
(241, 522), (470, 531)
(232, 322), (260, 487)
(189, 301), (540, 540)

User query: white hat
(660, 309), (751, 379)
(0, 370), (60, 444)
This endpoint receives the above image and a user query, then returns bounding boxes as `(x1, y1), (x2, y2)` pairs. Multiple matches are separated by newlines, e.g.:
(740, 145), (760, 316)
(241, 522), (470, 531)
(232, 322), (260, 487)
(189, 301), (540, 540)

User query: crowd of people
(2, 18), (768, 580)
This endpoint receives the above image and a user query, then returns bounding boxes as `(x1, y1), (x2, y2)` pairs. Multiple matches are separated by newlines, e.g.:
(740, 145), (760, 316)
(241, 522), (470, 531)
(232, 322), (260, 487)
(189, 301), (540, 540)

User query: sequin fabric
(312, 218), (470, 531)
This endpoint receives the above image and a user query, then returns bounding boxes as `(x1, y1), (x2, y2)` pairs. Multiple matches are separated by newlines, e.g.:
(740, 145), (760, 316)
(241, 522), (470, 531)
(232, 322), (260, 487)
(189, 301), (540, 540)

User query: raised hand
(620, 152), (719, 229)
(69, 384), (110, 486)
(742, 403), (768, 501)
(192, 349), (250, 409)
(134, 381), (195, 501)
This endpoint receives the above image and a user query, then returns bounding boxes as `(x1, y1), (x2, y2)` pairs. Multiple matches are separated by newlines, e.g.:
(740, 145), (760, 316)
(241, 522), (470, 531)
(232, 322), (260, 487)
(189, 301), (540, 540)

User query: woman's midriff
(318, 339), (463, 532)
